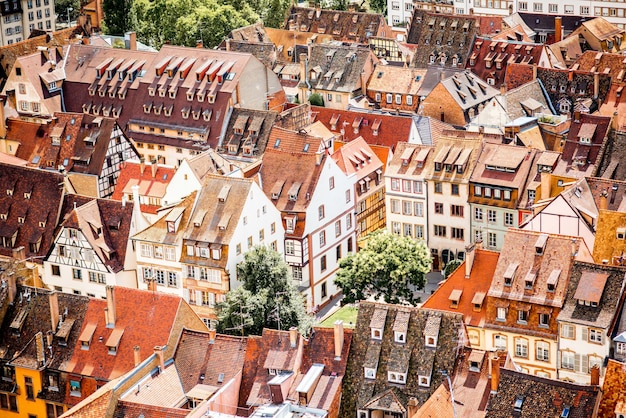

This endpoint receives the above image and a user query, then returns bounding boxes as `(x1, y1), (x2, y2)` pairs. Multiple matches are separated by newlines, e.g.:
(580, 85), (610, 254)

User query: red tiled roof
(559, 113), (611, 177)
(503, 62), (535, 90)
(66, 287), (182, 383)
(422, 248), (499, 326)
(111, 160), (176, 214)
(311, 106), (412, 151)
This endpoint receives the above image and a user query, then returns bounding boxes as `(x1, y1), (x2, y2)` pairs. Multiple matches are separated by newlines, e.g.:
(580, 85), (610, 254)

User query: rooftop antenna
(268, 291), (287, 332)
(224, 300), (254, 337)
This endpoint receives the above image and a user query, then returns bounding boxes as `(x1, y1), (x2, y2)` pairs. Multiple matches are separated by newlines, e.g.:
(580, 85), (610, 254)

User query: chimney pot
(490, 355), (500, 393)
(134, 345), (141, 366)
(334, 320), (344, 360)
(289, 326), (298, 348)
(154, 345), (165, 371)
(105, 286), (116, 328)
(49, 291), (59, 331)
(590, 364), (600, 386)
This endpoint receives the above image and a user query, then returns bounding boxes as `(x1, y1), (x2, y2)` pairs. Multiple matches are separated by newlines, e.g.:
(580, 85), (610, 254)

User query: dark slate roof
(0, 287), (89, 403)
(517, 13), (591, 43)
(407, 10), (479, 69)
(0, 163), (65, 260)
(285, 6), (389, 44)
(556, 113), (612, 178)
(339, 301), (464, 418)
(219, 108), (278, 158)
(558, 261), (626, 331)
(485, 368), (601, 417)
(302, 43), (375, 94)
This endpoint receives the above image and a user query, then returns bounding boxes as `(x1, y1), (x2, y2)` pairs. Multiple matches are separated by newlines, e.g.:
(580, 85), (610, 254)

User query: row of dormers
(369, 308), (441, 348)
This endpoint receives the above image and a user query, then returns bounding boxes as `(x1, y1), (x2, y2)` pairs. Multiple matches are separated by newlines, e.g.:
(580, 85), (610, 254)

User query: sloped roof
(285, 6), (388, 44)
(221, 108), (278, 158)
(258, 148), (325, 215)
(470, 142), (537, 191)
(111, 160), (176, 214)
(57, 194), (134, 273)
(367, 65), (426, 96)
(311, 106), (413, 150)
(557, 261), (626, 330)
(66, 287), (183, 382)
(303, 43), (375, 93)
(598, 359), (626, 417)
(466, 37), (545, 88)
(554, 113), (611, 179)
(440, 70), (499, 110)
(422, 249), (499, 327)
(339, 302), (464, 418)
(131, 190), (196, 245)
(423, 130), (485, 184)
(386, 142), (433, 178)
(407, 10), (479, 69)
(488, 229), (583, 308)
(331, 136), (383, 179)
(580, 17), (625, 41)
(486, 368), (600, 417)
(0, 163), (65, 260)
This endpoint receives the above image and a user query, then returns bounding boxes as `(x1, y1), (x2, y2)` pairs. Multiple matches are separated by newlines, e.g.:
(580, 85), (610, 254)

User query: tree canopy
(216, 246), (312, 336)
(335, 230), (431, 305)
(102, 0), (137, 35)
(129, 0), (258, 48)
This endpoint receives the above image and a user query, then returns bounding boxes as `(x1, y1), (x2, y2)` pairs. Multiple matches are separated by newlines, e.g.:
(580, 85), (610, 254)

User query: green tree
(369, 0), (386, 14)
(443, 260), (462, 279)
(335, 230), (431, 305)
(216, 246), (312, 336)
(308, 93), (324, 106)
(264, 0), (289, 28)
(102, 0), (137, 35)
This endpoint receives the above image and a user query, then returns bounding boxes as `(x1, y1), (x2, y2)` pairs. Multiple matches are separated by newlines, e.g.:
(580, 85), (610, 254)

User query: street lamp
(67, 7), (73, 26)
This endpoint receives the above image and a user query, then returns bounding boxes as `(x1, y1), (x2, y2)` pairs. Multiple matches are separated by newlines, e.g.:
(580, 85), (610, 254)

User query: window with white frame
(488, 232), (497, 248)
(536, 341), (549, 361)
(505, 212), (514, 226)
(140, 244), (152, 257)
(515, 338), (528, 358)
(319, 231), (326, 247)
(561, 351), (574, 370)
(414, 202), (424, 217)
(335, 220), (341, 237)
(560, 324), (574, 339)
(496, 307), (506, 321)
(390, 199), (400, 214)
(494, 334), (507, 350)
(589, 328), (603, 343)
(533, 2), (542, 11)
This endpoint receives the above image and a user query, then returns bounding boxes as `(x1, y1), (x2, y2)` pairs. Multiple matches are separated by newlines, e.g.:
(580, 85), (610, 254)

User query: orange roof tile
(111, 160), (176, 214)
(67, 287), (182, 383)
(422, 248), (499, 327)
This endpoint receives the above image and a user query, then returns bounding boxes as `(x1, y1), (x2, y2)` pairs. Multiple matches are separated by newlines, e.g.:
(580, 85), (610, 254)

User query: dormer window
(371, 328), (382, 340)
(106, 328), (123, 355)
(78, 323), (96, 350)
(418, 375), (430, 387)
(285, 215), (297, 233)
(169, 90), (176, 99)
(535, 233), (548, 255)
(388, 372), (406, 384)
(181, 107), (190, 119)
(364, 367), (376, 379)
(424, 314), (441, 348)
(394, 331), (405, 343)
(449, 289), (462, 308)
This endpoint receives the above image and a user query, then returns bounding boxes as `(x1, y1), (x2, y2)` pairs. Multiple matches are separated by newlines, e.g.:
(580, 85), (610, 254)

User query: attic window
(106, 328), (124, 355)
(388, 372), (406, 384)
(535, 233), (548, 255)
(617, 227), (626, 240)
(525, 269), (537, 289)
(418, 376), (430, 387)
(514, 397), (524, 412)
(364, 367), (376, 379)
(449, 289), (462, 308)
(503, 262), (518, 286)
(78, 323), (96, 350)
(371, 328), (382, 340)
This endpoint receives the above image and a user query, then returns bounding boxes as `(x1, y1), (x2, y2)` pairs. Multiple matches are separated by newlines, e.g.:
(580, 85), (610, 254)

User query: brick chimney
(289, 327), (298, 348)
(139, 158), (146, 175)
(154, 345), (165, 370)
(334, 320), (344, 360)
(465, 242), (476, 279)
(134, 345), (141, 366)
(599, 190), (609, 211)
(12, 246), (26, 261)
(151, 162), (157, 178)
(208, 328), (216, 344)
(49, 291), (59, 332)
(124, 31), (137, 50)
(36, 331), (46, 367)
(105, 286), (116, 328)
(555, 17), (562, 43)
(490, 355), (500, 393)
(408, 398), (419, 418)
(590, 364), (600, 386)
(0, 95), (6, 139)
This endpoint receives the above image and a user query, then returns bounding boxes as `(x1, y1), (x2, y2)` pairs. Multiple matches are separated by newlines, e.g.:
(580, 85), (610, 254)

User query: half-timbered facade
(44, 195), (138, 298)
